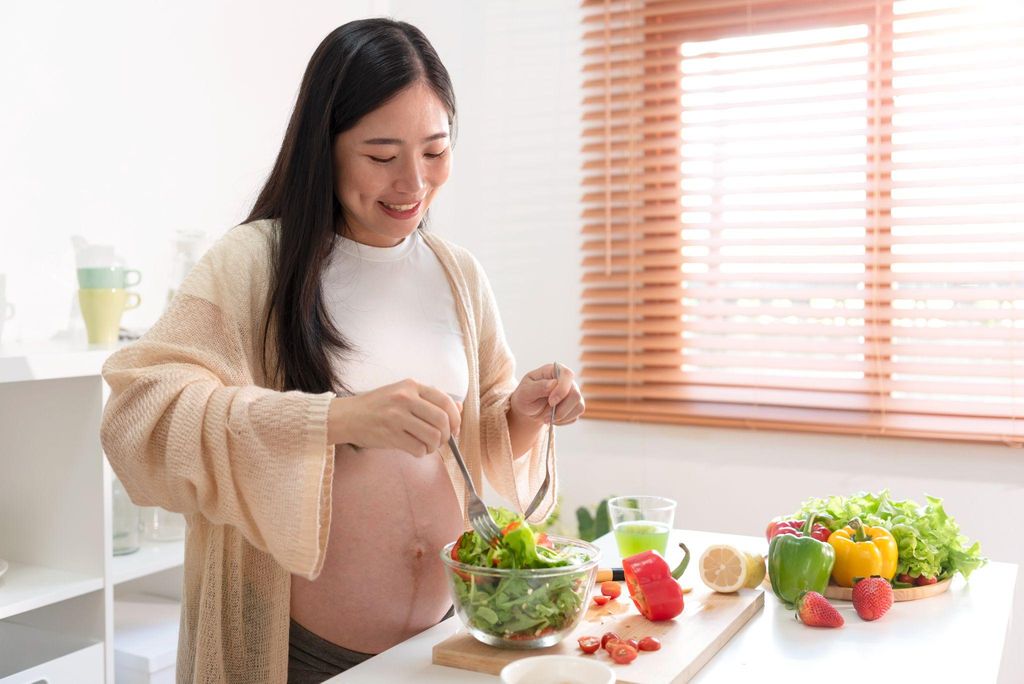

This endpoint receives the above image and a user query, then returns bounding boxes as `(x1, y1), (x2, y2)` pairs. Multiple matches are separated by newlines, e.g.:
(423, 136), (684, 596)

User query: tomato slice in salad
(450, 533), (471, 580)
(501, 521), (521, 536)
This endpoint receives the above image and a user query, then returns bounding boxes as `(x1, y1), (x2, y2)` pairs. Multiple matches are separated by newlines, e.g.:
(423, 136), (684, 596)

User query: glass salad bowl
(440, 535), (600, 649)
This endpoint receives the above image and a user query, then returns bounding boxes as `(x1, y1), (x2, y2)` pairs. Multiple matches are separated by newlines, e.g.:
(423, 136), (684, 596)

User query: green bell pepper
(768, 513), (835, 606)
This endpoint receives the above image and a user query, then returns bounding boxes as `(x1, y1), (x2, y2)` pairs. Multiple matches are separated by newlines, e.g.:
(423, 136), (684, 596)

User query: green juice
(614, 521), (670, 557)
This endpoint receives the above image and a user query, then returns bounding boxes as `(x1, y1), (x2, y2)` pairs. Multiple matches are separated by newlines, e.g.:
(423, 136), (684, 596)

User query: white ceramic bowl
(500, 655), (615, 684)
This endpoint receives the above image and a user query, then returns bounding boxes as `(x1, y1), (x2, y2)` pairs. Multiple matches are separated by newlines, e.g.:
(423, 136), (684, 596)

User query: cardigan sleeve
(99, 224), (334, 579)
(472, 260), (557, 524)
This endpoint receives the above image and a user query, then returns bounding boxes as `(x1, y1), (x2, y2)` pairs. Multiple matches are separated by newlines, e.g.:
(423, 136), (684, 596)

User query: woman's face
(333, 82), (452, 247)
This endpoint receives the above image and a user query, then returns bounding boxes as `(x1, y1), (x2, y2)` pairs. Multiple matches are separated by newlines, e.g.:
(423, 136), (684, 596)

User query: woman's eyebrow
(361, 132), (449, 145)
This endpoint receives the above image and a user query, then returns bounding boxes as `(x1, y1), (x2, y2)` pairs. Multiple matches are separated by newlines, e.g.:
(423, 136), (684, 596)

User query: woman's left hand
(509, 363), (585, 426)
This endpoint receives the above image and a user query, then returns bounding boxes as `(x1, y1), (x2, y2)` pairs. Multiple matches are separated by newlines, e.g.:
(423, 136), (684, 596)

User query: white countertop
(329, 528), (1018, 684)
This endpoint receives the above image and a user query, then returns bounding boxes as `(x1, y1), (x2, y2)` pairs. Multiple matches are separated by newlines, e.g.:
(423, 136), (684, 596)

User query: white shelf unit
(0, 340), (184, 682)
(112, 540), (186, 586)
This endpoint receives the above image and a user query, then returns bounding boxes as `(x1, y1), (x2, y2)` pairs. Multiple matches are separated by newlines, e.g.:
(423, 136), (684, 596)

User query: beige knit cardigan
(99, 219), (556, 683)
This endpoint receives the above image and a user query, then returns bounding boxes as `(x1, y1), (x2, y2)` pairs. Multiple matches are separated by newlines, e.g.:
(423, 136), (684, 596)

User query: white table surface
(329, 528), (1018, 684)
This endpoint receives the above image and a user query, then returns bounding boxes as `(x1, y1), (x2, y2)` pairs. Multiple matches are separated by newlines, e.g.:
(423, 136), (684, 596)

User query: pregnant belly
(290, 444), (465, 654)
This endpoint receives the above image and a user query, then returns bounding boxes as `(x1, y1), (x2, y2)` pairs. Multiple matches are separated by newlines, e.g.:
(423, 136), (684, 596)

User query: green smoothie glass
(608, 495), (676, 558)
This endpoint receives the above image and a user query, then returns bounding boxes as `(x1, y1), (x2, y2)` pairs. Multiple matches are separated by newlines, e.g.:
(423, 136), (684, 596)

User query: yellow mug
(79, 288), (141, 346)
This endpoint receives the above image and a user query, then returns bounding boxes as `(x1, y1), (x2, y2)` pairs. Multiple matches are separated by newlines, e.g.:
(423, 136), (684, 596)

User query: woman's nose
(394, 157), (426, 194)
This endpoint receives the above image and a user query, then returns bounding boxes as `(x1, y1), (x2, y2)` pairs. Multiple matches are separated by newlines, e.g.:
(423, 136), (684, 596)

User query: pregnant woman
(100, 18), (584, 684)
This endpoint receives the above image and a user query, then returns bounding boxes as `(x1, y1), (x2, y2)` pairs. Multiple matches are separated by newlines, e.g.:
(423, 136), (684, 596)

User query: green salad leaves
(449, 508), (590, 640)
(791, 490), (986, 581)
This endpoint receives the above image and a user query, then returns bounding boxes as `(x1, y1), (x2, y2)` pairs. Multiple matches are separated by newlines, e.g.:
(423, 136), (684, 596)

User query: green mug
(77, 266), (142, 289)
(79, 288), (141, 346)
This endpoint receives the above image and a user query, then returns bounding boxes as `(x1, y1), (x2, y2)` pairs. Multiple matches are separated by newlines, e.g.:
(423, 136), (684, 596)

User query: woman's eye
(425, 149), (448, 159)
(368, 155), (396, 163)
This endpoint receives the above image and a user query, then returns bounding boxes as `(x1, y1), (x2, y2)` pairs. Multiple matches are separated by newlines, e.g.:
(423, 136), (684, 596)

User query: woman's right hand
(327, 379), (462, 456)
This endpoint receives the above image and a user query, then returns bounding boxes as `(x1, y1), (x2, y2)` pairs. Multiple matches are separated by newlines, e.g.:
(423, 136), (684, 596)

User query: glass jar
(112, 477), (142, 555)
(166, 229), (205, 308)
(144, 506), (186, 542)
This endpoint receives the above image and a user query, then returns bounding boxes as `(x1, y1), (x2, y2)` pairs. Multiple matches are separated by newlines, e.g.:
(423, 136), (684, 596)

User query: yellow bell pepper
(827, 518), (898, 587)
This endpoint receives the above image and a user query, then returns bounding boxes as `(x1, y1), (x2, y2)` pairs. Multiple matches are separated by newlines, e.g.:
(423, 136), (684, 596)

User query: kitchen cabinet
(0, 340), (184, 682)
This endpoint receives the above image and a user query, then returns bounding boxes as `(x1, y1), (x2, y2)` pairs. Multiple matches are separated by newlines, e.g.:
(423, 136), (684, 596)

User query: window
(580, 0), (1024, 443)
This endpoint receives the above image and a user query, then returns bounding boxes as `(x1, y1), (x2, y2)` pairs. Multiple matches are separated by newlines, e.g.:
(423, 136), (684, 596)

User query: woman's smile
(378, 199), (422, 220)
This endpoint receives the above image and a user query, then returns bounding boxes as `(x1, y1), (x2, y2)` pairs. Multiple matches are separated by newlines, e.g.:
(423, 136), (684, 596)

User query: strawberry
(896, 573), (915, 585)
(852, 576), (893, 621)
(795, 591), (844, 628)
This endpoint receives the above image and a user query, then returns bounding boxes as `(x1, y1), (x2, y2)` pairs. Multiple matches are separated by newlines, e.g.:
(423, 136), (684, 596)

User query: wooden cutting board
(432, 583), (764, 683)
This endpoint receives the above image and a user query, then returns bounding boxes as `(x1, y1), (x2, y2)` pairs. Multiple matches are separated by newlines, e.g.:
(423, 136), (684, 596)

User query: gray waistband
(288, 606), (455, 683)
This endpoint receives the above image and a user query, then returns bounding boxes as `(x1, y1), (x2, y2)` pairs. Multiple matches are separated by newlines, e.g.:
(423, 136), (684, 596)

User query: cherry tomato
(600, 632), (619, 649)
(593, 595), (609, 606)
(638, 636), (662, 651)
(610, 643), (639, 665)
(450, 535), (470, 581)
(536, 532), (554, 549)
(626, 638), (639, 650)
(600, 581), (622, 599)
(577, 636), (600, 654)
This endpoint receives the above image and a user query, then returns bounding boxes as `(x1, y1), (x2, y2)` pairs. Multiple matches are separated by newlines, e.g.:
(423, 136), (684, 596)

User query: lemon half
(699, 545), (766, 593)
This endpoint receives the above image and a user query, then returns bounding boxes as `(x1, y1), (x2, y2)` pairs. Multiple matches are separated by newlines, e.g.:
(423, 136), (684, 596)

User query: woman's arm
(101, 224), (335, 580)
(506, 407), (546, 459)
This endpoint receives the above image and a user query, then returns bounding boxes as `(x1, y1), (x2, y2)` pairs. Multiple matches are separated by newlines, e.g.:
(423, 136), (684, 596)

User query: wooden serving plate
(824, 577), (951, 601)
(762, 573), (952, 601)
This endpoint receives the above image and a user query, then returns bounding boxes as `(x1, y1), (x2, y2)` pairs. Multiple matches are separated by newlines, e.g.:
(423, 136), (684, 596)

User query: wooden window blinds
(579, 0), (1024, 444)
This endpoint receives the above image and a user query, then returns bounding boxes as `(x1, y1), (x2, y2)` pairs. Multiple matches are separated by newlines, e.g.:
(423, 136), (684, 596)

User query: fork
(524, 362), (559, 519)
(448, 435), (502, 544)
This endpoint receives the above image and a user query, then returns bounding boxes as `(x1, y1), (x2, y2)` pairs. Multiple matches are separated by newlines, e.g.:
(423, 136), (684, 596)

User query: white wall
(3, 1), (1020, 681)
(0, 0), (384, 342)
(389, 1), (1023, 682)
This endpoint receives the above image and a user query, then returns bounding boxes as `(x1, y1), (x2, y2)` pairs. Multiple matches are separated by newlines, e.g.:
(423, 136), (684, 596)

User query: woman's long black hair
(245, 18), (456, 394)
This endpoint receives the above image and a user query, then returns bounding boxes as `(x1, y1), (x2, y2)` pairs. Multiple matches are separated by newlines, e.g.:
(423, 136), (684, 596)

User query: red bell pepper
(766, 518), (831, 543)
(621, 543), (690, 622)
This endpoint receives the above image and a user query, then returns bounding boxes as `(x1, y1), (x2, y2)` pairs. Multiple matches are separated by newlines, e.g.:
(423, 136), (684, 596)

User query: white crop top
(321, 229), (469, 402)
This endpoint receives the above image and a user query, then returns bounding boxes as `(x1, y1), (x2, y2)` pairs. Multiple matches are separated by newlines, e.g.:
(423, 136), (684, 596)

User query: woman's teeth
(381, 201), (418, 211)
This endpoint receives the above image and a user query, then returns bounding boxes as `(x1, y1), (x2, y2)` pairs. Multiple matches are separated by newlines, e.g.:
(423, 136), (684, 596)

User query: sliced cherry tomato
(450, 535), (470, 581)
(610, 643), (638, 665)
(638, 636), (661, 652)
(600, 581), (622, 599)
(536, 532), (554, 549)
(626, 638), (639, 651)
(600, 632), (620, 649)
(577, 636), (600, 654)
(501, 521), (521, 535)
(592, 595), (609, 606)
